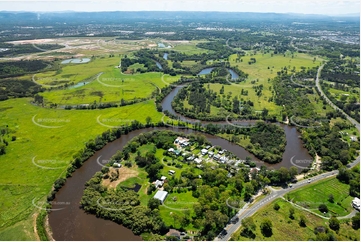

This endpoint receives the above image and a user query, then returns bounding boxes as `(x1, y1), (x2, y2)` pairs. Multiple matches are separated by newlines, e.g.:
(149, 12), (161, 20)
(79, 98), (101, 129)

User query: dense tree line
(0, 60), (49, 77)
(0, 79), (44, 101)
(0, 43), (63, 57)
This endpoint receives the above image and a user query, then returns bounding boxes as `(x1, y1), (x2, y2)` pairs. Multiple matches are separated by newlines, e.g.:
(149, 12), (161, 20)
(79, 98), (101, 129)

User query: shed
(154, 190), (168, 204)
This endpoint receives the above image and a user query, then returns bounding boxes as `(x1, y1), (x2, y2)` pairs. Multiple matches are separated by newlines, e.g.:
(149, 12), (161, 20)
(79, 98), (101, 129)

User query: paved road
(315, 65), (360, 131)
(215, 64), (360, 241)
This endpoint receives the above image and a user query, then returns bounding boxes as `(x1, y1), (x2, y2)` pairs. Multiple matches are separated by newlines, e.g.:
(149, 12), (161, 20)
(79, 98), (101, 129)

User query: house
(352, 197), (360, 210)
(168, 148), (174, 153)
(161, 176), (167, 181)
(220, 156), (228, 163)
(201, 149), (208, 155)
(155, 180), (164, 188)
(205, 145), (211, 149)
(218, 150), (224, 155)
(213, 154), (220, 161)
(194, 158), (202, 164)
(187, 155), (195, 161)
(113, 162), (121, 168)
(174, 149), (181, 156)
(208, 151), (214, 157)
(351, 136), (358, 142)
(154, 190), (168, 204)
(169, 170), (175, 175)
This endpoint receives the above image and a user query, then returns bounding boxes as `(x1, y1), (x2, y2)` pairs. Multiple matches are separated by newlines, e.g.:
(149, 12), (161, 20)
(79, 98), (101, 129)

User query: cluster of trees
(80, 171), (168, 235)
(337, 165), (360, 198)
(247, 122), (286, 164)
(300, 121), (359, 171)
(0, 125), (15, 155)
(0, 79), (44, 101)
(319, 82), (359, 122)
(0, 60), (49, 77)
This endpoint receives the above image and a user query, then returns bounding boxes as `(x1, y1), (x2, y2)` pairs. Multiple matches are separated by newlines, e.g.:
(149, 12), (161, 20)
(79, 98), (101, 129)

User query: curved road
(216, 64), (360, 241)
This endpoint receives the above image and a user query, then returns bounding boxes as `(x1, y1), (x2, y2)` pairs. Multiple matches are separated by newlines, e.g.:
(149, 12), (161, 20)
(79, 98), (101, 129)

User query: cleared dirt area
(102, 166), (139, 189)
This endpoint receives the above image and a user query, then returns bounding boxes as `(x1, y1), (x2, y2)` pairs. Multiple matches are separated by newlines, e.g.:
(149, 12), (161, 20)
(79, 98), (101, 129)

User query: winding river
(49, 83), (312, 240)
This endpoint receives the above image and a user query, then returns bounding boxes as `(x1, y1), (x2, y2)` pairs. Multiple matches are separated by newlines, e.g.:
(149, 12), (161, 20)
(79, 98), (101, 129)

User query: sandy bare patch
(102, 166), (139, 189)
(7, 39), (57, 44)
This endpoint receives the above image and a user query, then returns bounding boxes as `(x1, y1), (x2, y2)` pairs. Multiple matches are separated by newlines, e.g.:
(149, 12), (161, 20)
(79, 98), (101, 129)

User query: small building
(208, 151), (214, 157)
(174, 149), (181, 156)
(351, 136), (358, 142)
(205, 145), (211, 149)
(352, 197), (360, 210)
(161, 176), (167, 181)
(218, 150), (224, 155)
(155, 180), (164, 188)
(154, 190), (168, 204)
(213, 154), (220, 161)
(201, 149), (208, 155)
(169, 170), (175, 175)
(113, 162), (121, 168)
(168, 148), (174, 153)
(194, 158), (202, 164)
(220, 156), (228, 163)
(187, 155), (195, 161)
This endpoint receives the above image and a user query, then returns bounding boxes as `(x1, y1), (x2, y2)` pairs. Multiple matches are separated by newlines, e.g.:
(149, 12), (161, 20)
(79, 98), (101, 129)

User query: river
(49, 83), (312, 241)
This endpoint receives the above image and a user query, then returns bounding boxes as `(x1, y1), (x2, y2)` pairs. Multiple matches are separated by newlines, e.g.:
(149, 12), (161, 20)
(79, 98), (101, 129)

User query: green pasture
(288, 177), (354, 217)
(233, 198), (359, 241)
(0, 97), (163, 240)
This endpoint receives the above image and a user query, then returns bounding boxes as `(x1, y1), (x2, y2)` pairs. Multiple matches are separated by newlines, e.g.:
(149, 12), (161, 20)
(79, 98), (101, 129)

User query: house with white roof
(154, 190), (168, 204)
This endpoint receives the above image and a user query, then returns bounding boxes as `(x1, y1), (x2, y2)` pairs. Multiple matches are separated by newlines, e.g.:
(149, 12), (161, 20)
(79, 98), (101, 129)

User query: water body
(68, 81), (90, 89)
(198, 68), (239, 80)
(61, 58), (91, 64)
(49, 127), (261, 241)
(163, 53), (168, 60)
(161, 85), (313, 170)
(156, 61), (163, 70)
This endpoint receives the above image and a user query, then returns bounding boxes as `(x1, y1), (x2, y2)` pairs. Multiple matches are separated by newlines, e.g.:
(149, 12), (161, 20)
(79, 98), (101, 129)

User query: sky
(0, 0), (359, 15)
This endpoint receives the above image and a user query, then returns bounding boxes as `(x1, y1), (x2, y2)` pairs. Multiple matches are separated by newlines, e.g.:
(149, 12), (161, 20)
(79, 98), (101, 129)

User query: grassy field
(170, 40), (209, 55)
(226, 51), (322, 115)
(287, 177), (354, 217)
(232, 198), (359, 241)
(0, 98), (163, 240)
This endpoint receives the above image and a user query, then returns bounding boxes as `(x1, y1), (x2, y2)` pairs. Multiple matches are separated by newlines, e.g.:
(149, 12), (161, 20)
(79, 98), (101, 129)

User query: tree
(329, 216), (340, 231)
(299, 214), (307, 227)
(289, 207), (295, 219)
(318, 204), (328, 213)
(146, 116), (152, 125)
(241, 217), (256, 238)
(148, 198), (161, 210)
(328, 194), (334, 203)
(351, 213), (360, 230)
(260, 219), (273, 237)
(273, 203), (280, 211)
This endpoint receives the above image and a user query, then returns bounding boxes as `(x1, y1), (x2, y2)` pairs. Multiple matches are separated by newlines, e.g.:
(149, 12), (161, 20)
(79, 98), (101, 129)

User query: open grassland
(38, 57), (179, 105)
(288, 177), (353, 217)
(0, 98), (163, 240)
(226, 52), (322, 115)
(232, 198), (359, 241)
(169, 40), (210, 55)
